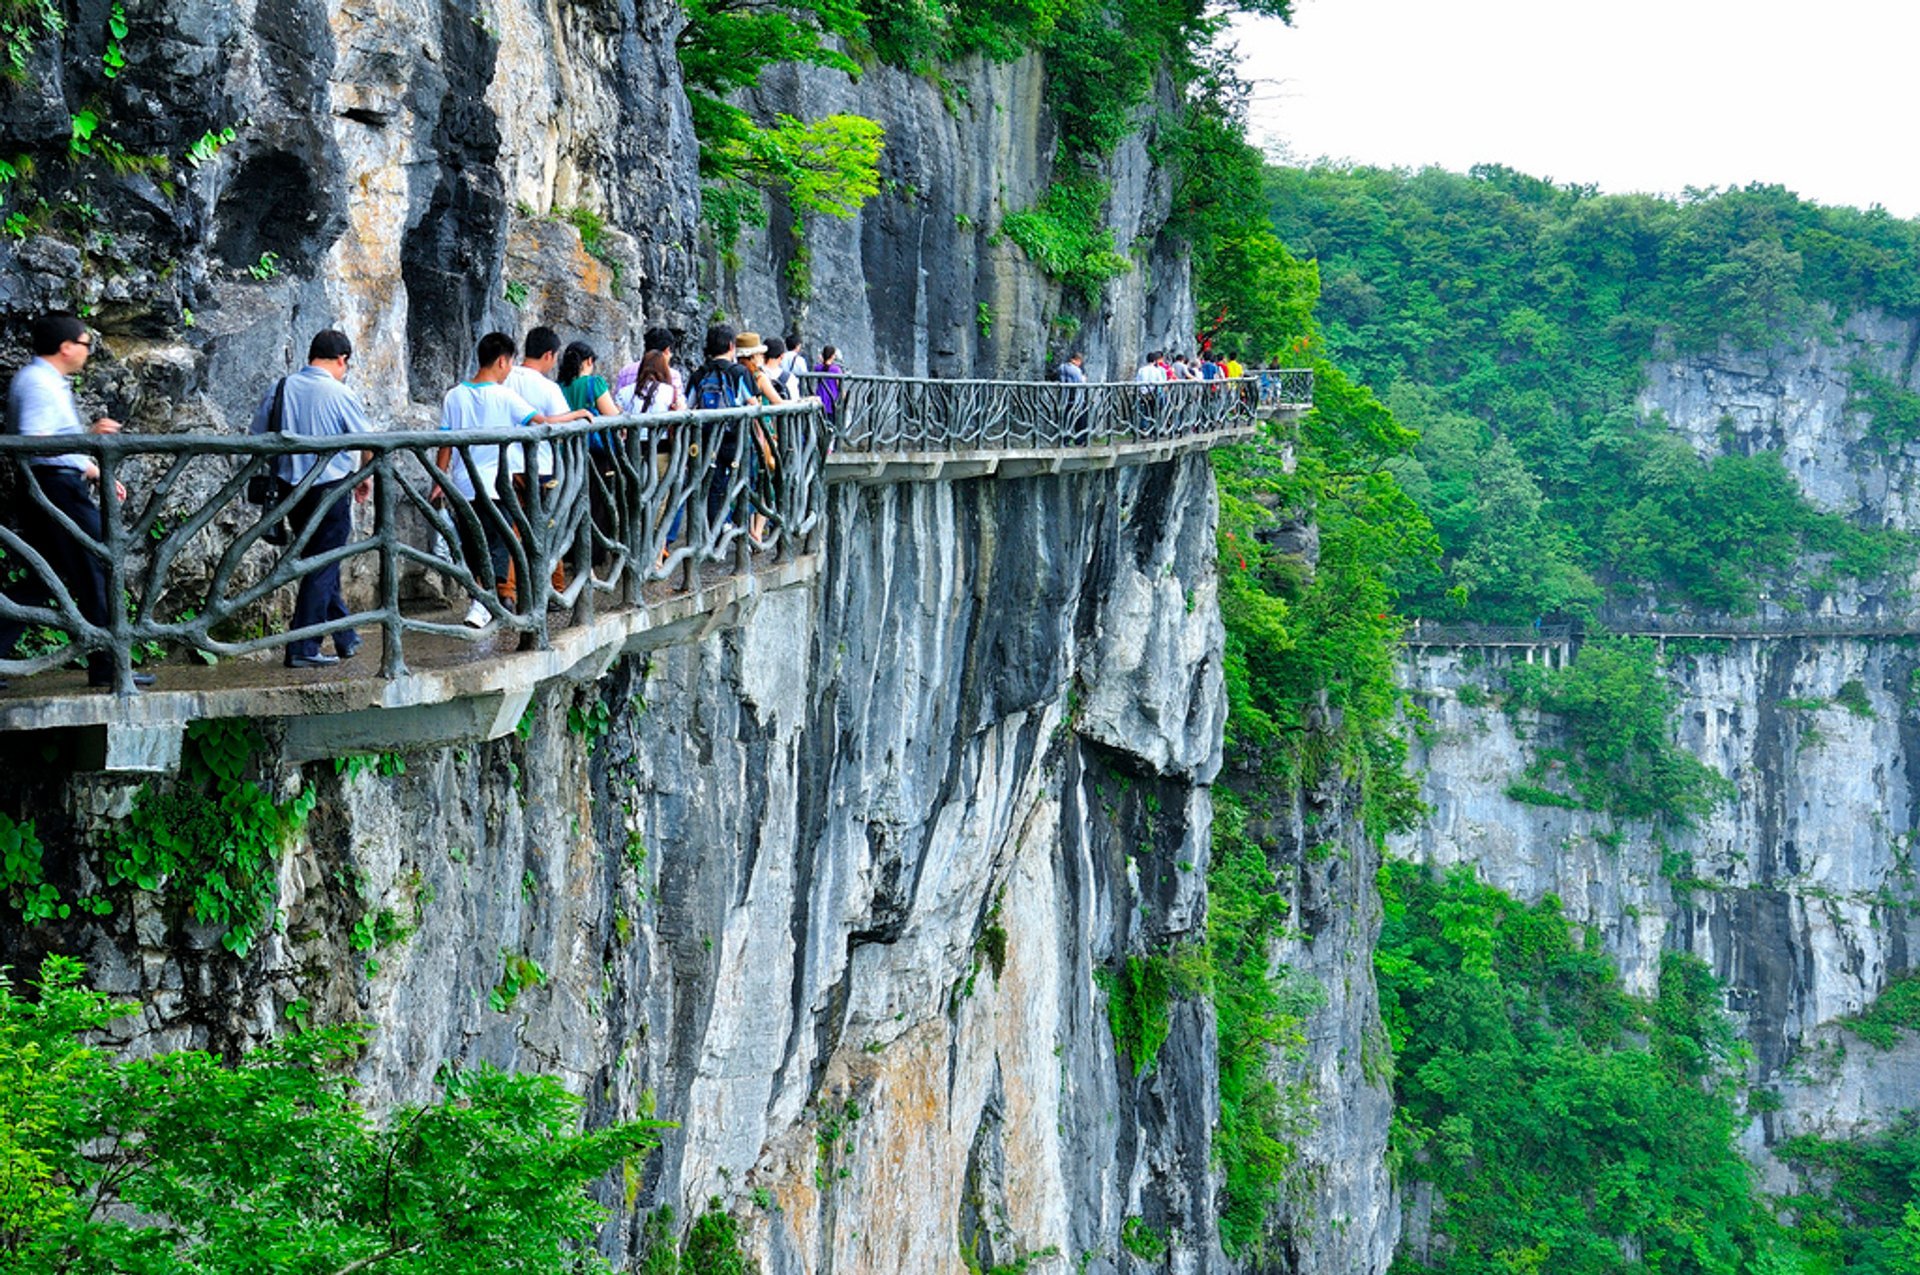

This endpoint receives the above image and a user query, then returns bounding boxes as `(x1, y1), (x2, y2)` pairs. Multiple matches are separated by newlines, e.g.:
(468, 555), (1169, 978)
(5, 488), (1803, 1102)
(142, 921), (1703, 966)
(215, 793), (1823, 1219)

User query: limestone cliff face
(1399, 640), (1920, 1189)
(724, 58), (1192, 380)
(0, 1), (1187, 433)
(1634, 311), (1920, 618)
(10, 455), (1233, 1272)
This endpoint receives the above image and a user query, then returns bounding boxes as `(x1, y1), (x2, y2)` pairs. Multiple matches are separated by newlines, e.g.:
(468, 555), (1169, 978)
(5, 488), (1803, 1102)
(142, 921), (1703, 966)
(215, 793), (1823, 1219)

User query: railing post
(98, 447), (134, 696)
(375, 452), (406, 679)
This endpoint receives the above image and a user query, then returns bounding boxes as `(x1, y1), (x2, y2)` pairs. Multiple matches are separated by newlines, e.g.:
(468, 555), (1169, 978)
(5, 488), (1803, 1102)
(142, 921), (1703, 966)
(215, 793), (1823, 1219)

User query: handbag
(247, 377), (292, 544)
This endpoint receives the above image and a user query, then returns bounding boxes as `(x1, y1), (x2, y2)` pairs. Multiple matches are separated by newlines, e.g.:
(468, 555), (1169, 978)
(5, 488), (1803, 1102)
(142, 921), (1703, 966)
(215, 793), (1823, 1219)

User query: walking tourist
(435, 333), (584, 627)
(248, 329), (373, 669)
(685, 326), (756, 527)
(3, 313), (147, 689)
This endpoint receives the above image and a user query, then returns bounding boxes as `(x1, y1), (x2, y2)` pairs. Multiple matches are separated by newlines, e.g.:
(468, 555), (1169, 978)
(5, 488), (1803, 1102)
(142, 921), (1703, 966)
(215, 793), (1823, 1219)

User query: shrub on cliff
(0, 956), (664, 1273)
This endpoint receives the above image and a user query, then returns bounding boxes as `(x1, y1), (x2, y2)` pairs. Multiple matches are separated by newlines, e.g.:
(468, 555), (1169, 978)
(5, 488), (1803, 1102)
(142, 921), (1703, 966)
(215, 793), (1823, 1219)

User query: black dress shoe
(285, 652), (340, 669)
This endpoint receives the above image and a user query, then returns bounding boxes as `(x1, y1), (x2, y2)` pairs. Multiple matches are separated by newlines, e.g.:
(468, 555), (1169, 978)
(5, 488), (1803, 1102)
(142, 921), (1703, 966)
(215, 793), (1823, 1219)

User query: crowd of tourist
(0, 315), (1261, 693)
(0, 313), (846, 691)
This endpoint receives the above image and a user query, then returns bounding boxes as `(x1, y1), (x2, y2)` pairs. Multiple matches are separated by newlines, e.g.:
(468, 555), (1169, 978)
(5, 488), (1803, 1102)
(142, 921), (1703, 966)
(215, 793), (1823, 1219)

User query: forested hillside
(1265, 167), (1920, 621)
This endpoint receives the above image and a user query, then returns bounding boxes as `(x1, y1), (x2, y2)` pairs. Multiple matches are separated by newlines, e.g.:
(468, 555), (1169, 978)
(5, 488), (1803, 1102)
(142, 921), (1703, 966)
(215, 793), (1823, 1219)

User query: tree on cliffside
(0, 957), (664, 1273)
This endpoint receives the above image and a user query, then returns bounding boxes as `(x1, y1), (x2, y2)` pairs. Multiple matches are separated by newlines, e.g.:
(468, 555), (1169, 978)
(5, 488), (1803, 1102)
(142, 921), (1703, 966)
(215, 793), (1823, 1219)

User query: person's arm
(754, 370), (785, 404)
(531, 409), (593, 424)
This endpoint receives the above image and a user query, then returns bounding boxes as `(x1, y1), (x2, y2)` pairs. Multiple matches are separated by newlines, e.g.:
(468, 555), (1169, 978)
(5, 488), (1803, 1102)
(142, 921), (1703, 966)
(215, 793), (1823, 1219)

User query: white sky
(1231, 0), (1920, 218)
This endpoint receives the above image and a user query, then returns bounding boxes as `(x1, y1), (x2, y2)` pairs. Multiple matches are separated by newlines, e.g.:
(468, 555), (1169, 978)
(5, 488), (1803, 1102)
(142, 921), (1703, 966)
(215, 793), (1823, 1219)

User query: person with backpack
(247, 329), (374, 669)
(684, 325), (756, 530)
(764, 337), (799, 402)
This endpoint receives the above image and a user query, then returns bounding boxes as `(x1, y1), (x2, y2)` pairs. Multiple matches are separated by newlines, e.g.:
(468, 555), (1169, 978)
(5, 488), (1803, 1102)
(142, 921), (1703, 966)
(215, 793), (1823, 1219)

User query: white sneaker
(463, 600), (490, 628)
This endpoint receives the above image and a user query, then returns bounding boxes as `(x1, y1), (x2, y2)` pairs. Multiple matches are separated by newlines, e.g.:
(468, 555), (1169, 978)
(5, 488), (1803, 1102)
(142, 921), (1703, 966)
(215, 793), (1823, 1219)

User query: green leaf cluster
(1775, 1114), (1920, 1274)
(0, 956), (666, 1272)
(1267, 165), (1914, 618)
(999, 176), (1131, 305)
(1208, 791), (1319, 1260)
(1378, 861), (1782, 1275)
(1503, 638), (1735, 825)
(1843, 973), (1920, 1050)
(111, 718), (316, 957)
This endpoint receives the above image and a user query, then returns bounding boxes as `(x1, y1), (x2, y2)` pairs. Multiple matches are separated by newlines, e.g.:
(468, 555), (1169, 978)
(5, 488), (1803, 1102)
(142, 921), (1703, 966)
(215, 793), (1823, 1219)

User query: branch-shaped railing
(0, 401), (825, 692)
(811, 368), (1313, 452)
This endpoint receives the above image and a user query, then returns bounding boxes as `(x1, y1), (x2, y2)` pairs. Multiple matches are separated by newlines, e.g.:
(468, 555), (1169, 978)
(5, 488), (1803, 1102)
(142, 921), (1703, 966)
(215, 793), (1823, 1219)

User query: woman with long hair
(559, 341), (618, 416)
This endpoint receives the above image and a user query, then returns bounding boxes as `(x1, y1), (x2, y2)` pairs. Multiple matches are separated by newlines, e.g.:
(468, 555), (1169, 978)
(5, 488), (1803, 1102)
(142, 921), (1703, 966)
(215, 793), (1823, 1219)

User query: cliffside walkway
(1404, 615), (1920, 665)
(0, 368), (1310, 769)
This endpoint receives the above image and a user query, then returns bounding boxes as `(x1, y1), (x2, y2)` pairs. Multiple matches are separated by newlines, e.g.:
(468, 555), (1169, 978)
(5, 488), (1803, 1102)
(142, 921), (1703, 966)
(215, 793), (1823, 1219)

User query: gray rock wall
(1397, 640), (1920, 1191)
(8, 454), (1241, 1273)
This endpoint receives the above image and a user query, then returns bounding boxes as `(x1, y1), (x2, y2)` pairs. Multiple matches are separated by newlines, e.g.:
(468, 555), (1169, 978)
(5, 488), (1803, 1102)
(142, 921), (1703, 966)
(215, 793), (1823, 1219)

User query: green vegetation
(1379, 861), (1780, 1274)
(1844, 973), (1920, 1050)
(637, 1199), (759, 1274)
(1000, 177), (1131, 306)
(1504, 637), (1734, 824)
(0, 956), (665, 1272)
(112, 719), (316, 957)
(1776, 1115), (1920, 1273)
(1209, 792), (1319, 1258)
(1120, 1215), (1167, 1261)
(674, 0), (884, 252)
(0, 0), (61, 79)
(1835, 677), (1878, 719)
(1269, 166), (1912, 618)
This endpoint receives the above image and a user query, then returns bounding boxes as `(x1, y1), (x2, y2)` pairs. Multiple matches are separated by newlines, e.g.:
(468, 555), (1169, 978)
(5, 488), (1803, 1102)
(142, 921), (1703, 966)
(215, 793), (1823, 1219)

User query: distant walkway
(1404, 615), (1920, 650)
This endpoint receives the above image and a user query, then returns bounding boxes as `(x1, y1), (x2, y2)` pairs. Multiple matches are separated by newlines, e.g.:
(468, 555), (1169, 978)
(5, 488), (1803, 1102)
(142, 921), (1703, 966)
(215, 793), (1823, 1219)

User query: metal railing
(0, 401), (825, 692)
(810, 368), (1313, 452)
(1405, 621), (1577, 645)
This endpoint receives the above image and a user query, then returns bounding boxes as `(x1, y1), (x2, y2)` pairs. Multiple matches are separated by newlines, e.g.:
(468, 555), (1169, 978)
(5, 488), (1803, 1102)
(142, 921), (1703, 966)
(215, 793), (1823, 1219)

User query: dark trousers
(288, 479), (354, 659)
(3, 467), (113, 680)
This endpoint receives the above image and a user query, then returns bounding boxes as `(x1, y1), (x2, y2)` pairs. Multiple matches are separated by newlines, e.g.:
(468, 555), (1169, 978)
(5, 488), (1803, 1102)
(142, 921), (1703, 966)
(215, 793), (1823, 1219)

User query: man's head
(523, 325), (561, 371)
(704, 324), (736, 361)
(308, 329), (353, 381)
(644, 327), (675, 354)
(476, 331), (517, 377)
(1069, 351), (1085, 365)
(1145, 350), (1162, 364)
(32, 312), (93, 374)
(765, 336), (787, 361)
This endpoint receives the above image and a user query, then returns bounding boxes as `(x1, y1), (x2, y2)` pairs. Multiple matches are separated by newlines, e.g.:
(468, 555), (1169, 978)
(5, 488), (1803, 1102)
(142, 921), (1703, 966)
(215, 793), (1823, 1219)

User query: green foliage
(569, 694), (613, 751)
(1378, 861), (1777, 1275)
(1120, 1216), (1167, 1261)
(701, 112), (884, 251)
(1269, 165), (1913, 618)
(490, 950), (548, 1013)
(1844, 974), (1920, 1050)
(1101, 952), (1177, 1077)
(1215, 363), (1436, 815)
(1209, 792), (1318, 1259)
(1776, 1113), (1920, 1274)
(0, 956), (666, 1272)
(0, 810), (61, 925)
(1001, 176), (1132, 305)
(112, 719), (316, 957)
(564, 206), (626, 296)
(1835, 677), (1877, 719)
(1504, 638), (1735, 825)
(247, 249), (281, 280)
(675, 0), (882, 251)
(1847, 361), (1920, 447)
(0, 0), (60, 80)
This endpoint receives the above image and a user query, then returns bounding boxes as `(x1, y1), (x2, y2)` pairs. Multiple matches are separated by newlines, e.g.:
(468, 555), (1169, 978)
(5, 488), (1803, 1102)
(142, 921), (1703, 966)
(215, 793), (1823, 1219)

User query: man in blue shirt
(2, 313), (148, 689)
(249, 330), (373, 669)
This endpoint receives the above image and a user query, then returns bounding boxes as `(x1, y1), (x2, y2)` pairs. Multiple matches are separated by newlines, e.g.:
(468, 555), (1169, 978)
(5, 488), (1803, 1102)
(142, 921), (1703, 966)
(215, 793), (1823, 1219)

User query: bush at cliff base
(0, 956), (666, 1273)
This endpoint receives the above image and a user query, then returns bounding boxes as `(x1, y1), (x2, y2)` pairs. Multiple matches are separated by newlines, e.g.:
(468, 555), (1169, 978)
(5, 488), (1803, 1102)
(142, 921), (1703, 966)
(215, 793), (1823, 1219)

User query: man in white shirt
(504, 325), (569, 487)
(435, 332), (586, 626)
(2, 312), (145, 689)
(249, 329), (373, 668)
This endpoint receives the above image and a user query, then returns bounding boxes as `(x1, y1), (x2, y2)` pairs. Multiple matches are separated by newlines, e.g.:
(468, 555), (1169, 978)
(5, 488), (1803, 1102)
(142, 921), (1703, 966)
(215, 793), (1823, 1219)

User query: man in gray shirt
(249, 330), (372, 668)
(2, 312), (144, 688)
